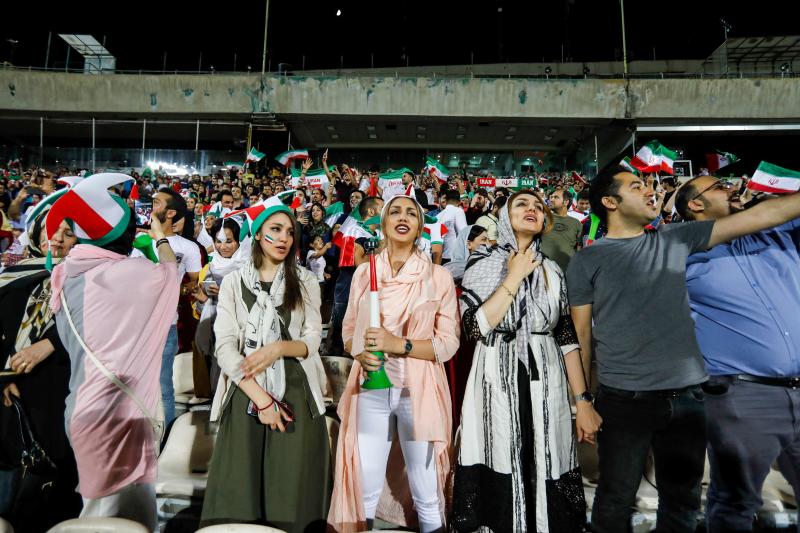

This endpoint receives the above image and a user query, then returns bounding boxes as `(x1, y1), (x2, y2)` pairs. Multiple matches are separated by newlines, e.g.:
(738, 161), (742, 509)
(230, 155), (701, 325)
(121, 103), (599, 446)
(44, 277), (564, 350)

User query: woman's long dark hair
(251, 212), (304, 310)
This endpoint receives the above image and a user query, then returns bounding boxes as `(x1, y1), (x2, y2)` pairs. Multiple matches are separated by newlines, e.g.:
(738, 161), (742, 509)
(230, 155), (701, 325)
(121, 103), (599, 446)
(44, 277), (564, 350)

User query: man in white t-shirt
(132, 189), (201, 426)
(436, 189), (468, 261)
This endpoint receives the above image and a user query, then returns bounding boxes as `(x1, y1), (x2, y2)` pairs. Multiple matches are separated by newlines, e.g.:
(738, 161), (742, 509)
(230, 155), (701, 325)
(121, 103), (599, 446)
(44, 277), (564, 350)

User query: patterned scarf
(460, 205), (560, 381)
(240, 259), (286, 400)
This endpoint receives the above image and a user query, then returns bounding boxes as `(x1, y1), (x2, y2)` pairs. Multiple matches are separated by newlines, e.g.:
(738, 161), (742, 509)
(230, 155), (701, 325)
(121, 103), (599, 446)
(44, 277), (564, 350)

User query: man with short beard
(231, 186), (244, 210)
(677, 176), (800, 532)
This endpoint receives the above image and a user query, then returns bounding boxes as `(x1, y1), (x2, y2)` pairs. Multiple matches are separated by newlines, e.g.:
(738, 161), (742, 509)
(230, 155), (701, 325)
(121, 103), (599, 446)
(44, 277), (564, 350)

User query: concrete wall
(1, 70), (798, 121)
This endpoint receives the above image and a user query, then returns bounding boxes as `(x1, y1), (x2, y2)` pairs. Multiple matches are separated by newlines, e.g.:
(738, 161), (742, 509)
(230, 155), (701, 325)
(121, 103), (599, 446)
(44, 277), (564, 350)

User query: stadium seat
(46, 517), (149, 532)
(173, 352), (197, 406)
(321, 356), (353, 405)
(195, 525), (287, 533)
(156, 410), (215, 499)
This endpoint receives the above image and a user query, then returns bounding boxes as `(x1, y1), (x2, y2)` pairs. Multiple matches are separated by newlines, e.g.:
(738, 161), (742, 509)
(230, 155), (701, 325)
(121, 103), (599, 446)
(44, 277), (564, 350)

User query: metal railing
(1, 63), (797, 80)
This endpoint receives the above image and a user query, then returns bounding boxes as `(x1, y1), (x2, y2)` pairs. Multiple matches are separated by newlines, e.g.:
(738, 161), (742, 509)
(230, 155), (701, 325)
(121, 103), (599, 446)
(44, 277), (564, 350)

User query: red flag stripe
(46, 190), (114, 239)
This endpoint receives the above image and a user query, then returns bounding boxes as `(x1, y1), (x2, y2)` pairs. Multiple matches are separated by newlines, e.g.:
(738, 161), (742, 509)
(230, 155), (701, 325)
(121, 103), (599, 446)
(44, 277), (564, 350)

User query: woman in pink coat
(328, 191), (460, 533)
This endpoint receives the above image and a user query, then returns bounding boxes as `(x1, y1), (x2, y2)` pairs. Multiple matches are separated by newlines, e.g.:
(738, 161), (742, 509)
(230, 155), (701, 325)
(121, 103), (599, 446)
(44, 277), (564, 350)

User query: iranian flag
(332, 212), (373, 267)
(630, 141), (678, 174)
(324, 201), (345, 226)
(619, 156), (639, 175)
(379, 168), (410, 190)
(245, 147), (266, 163)
(705, 150), (739, 173)
(425, 158), (449, 183)
(276, 149), (309, 166)
(748, 161), (800, 194)
(290, 167), (331, 189)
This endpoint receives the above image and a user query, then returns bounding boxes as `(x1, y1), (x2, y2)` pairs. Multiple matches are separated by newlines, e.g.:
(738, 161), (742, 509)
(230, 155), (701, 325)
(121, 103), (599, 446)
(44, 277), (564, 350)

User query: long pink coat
(328, 250), (460, 532)
(50, 244), (179, 498)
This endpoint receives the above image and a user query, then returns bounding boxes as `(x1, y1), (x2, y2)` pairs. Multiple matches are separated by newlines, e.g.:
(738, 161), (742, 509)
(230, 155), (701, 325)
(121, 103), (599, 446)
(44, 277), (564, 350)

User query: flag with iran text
(290, 167), (331, 189)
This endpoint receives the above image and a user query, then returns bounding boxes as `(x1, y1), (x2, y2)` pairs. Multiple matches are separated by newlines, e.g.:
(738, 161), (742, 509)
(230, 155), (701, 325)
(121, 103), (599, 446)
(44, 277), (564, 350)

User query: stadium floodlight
(780, 62), (791, 72)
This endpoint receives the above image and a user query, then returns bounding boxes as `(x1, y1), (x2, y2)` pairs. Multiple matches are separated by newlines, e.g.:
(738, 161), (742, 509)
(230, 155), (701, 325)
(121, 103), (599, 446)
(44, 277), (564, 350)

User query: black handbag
(9, 395), (57, 506)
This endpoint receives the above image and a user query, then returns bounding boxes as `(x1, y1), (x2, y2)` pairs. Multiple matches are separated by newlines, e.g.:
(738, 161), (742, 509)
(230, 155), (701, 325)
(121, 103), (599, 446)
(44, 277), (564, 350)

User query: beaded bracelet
(500, 284), (515, 299)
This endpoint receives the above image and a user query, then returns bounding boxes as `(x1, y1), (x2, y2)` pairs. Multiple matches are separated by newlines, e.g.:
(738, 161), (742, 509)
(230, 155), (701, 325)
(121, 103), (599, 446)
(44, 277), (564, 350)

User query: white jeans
(80, 482), (157, 532)
(357, 388), (442, 533)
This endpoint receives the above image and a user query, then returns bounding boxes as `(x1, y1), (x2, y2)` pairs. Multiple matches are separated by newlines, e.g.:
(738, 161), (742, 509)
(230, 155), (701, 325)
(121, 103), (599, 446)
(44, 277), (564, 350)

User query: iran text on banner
(245, 147), (266, 163)
(290, 167), (330, 189)
(748, 161), (800, 194)
(379, 168), (413, 192)
(425, 158), (449, 183)
(276, 149), (309, 166)
(476, 177), (536, 190)
(705, 150), (739, 173)
(630, 141), (678, 174)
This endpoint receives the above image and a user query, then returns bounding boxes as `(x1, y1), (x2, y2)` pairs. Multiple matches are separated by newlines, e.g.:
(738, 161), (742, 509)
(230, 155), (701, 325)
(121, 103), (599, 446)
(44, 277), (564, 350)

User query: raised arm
(709, 192), (800, 248)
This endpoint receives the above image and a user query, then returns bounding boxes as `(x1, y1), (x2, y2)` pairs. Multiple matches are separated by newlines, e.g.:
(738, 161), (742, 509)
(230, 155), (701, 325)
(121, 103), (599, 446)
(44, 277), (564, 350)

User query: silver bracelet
(432, 338), (441, 364)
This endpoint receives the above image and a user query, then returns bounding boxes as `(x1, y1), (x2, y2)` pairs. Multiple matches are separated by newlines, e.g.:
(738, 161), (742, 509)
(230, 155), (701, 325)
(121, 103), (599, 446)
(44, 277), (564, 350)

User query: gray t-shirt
(566, 221), (714, 391)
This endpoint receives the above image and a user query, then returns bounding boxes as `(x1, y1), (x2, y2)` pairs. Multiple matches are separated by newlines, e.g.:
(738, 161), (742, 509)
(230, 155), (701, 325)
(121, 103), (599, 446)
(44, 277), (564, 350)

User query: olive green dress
(200, 280), (331, 532)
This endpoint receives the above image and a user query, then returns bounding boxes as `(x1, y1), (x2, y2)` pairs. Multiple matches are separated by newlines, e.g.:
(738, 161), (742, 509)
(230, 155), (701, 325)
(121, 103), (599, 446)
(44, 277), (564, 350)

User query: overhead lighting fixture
(366, 125), (376, 131)
(456, 134), (465, 140)
(368, 133), (377, 139)
(548, 127), (559, 134)
(326, 125), (336, 131)
(544, 135), (554, 141)
(457, 125), (467, 132)
(417, 125), (426, 132)
(544, 66), (552, 75)
(505, 135), (514, 140)
(417, 133), (426, 140)
(330, 133), (340, 139)
(507, 126), (517, 133)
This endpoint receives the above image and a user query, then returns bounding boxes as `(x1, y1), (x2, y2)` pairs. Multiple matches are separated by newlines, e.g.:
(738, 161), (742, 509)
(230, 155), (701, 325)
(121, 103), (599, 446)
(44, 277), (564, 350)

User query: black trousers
(590, 384), (706, 533)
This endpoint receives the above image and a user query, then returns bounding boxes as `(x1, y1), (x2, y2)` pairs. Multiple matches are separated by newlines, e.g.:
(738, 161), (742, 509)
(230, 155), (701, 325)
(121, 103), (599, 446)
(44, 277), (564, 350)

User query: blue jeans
(705, 377), (800, 532)
(160, 324), (178, 427)
(591, 384), (706, 533)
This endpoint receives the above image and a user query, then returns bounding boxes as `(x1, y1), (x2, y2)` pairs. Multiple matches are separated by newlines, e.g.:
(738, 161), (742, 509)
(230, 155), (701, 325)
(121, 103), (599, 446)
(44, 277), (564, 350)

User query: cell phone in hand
(202, 279), (218, 292)
(247, 400), (260, 417)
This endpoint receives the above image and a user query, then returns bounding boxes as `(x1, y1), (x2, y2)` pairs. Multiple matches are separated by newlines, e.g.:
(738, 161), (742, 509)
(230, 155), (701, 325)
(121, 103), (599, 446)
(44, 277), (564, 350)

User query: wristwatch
(403, 339), (413, 355)
(574, 391), (594, 403)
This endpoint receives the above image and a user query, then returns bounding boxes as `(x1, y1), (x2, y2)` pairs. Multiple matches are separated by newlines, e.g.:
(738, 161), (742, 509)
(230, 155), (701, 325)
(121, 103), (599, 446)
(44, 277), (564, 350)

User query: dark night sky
(1, 1), (796, 72)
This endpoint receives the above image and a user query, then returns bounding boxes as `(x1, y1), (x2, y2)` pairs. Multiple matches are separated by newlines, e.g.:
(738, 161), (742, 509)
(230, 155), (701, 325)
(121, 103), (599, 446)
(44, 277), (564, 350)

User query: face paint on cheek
(263, 234), (276, 244)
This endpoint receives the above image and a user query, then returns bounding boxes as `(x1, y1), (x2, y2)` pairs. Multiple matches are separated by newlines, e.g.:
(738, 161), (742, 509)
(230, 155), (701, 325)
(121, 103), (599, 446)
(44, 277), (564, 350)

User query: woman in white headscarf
(452, 189), (601, 533)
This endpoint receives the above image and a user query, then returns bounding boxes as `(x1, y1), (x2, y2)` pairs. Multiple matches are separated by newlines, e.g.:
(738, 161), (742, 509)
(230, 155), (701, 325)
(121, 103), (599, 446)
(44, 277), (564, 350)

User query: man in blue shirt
(678, 176), (800, 532)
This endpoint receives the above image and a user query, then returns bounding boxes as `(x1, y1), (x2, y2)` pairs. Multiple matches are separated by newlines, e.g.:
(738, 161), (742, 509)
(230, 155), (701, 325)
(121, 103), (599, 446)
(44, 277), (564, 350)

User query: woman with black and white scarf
(452, 190), (602, 533)
(201, 199), (330, 532)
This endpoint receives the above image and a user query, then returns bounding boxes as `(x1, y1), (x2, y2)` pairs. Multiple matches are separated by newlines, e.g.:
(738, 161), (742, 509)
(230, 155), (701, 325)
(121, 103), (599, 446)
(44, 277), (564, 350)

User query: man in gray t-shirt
(567, 220), (713, 390)
(568, 166), (800, 533)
